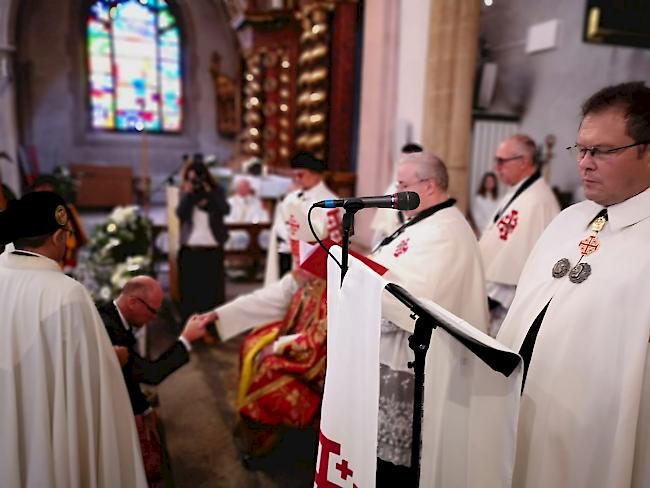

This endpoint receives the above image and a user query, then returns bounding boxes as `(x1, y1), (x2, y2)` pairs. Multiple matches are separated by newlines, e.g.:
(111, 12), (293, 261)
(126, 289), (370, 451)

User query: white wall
(481, 0), (650, 195)
(394, 0), (431, 165)
(0, 0), (20, 194)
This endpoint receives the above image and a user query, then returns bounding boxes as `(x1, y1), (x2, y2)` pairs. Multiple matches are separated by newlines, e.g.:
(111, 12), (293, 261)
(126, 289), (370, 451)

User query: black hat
(290, 152), (327, 173)
(0, 191), (70, 245)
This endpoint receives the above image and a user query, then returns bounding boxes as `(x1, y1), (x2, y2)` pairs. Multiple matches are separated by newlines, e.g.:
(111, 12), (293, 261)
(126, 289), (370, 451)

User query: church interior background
(1, 0), (649, 486)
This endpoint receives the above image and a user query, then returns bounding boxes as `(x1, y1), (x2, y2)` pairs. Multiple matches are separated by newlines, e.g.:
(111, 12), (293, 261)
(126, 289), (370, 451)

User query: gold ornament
(310, 44), (328, 61)
(310, 67), (328, 84)
(306, 133), (325, 148)
(54, 205), (68, 226)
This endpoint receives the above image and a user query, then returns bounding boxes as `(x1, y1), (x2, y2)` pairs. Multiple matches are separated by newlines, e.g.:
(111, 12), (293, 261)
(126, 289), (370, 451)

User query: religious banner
(316, 248), (386, 487)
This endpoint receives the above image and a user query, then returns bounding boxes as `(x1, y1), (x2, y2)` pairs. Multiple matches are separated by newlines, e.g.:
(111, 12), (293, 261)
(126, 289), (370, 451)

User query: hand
(180, 313), (209, 343)
(114, 345), (129, 367)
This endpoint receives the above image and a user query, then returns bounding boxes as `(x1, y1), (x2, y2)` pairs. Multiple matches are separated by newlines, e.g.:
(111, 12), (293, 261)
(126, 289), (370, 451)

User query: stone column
(352, 0), (401, 250)
(421, 0), (480, 213)
(0, 0), (20, 195)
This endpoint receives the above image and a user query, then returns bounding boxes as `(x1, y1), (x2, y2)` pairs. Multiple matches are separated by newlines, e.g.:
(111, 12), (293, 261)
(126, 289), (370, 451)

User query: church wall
(11, 0), (240, 198)
(395, 0), (431, 162)
(0, 0), (20, 194)
(481, 0), (650, 196)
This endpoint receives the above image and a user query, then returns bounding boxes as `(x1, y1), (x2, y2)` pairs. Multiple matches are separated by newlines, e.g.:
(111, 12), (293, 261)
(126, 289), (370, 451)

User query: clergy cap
(290, 152), (327, 173)
(0, 191), (69, 245)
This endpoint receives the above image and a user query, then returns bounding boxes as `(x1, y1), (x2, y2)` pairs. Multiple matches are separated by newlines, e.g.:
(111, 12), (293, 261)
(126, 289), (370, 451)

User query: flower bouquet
(77, 205), (153, 303)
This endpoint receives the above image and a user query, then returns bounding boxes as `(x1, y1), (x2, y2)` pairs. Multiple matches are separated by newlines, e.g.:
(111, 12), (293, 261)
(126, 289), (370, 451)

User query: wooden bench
(224, 222), (272, 280)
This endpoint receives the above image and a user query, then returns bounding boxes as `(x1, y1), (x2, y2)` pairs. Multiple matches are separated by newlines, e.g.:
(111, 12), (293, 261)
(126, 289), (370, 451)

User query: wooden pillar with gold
(235, 1), (359, 181)
(421, 0), (480, 213)
(238, 8), (301, 170)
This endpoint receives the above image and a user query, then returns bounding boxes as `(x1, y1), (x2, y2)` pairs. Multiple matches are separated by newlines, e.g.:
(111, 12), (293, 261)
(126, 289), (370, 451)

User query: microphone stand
(340, 201), (364, 284)
(385, 283), (439, 487)
(384, 282), (521, 486)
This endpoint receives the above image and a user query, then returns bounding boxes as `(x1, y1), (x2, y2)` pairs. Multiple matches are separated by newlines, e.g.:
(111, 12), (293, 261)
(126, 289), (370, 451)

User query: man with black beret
(0, 191), (147, 487)
(265, 151), (342, 284)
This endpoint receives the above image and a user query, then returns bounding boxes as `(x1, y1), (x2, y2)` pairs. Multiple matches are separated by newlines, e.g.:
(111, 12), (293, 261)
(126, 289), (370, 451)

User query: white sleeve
(215, 273), (298, 341)
(486, 281), (517, 309)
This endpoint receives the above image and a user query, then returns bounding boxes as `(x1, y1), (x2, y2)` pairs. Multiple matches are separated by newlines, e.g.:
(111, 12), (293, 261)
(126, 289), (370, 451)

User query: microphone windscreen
(395, 191), (420, 210)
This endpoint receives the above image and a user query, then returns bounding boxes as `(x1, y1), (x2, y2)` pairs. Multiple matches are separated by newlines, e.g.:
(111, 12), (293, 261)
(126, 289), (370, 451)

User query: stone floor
(147, 279), (319, 488)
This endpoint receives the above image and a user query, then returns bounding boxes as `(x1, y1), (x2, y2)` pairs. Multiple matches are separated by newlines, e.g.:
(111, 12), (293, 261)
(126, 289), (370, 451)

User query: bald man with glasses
(478, 134), (560, 336)
(98, 275), (207, 484)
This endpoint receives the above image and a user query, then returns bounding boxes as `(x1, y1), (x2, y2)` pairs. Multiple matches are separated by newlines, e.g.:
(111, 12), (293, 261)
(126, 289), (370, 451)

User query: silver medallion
(569, 262), (591, 283)
(552, 258), (571, 278)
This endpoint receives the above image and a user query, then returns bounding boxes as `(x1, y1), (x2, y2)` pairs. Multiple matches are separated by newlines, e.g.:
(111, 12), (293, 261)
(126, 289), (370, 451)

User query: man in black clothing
(98, 275), (207, 484)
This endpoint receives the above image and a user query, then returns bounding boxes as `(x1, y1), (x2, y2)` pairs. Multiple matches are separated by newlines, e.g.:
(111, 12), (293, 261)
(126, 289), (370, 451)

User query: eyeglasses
(395, 177), (432, 191)
(566, 141), (649, 162)
(494, 155), (523, 166)
(134, 296), (158, 315)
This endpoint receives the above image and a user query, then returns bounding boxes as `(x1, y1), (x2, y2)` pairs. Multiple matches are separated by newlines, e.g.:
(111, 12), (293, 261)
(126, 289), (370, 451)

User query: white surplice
(264, 181), (341, 285)
(497, 186), (650, 488)
(0, 252), (146, 488)
(215, 271), (299, 341)
(372, 205), (489, 337)
(479, 176), (560, 287)
(369, 203), (490, 470)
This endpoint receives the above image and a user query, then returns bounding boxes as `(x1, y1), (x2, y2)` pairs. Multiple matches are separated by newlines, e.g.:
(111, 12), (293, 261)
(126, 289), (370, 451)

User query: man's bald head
(116, 275), (163, 327)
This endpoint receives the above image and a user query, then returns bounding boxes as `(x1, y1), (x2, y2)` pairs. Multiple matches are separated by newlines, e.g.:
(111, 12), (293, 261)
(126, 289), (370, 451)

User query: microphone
(312, 191), (420, 211)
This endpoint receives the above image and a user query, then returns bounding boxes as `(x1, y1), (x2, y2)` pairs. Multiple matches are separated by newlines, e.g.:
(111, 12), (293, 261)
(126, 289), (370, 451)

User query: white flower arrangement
(78, 205), (154, 303)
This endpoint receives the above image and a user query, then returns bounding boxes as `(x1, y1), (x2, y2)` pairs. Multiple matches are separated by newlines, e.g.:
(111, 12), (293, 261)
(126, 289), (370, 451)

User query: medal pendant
(578, 235), (599, 256)
(591, 216), (606, 233)
(569, 262), (591, 283)
(552, 258), (571, 278)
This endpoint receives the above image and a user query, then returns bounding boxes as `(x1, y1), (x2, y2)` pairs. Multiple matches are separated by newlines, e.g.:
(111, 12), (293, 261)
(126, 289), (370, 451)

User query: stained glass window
(86, 0), (182, 132)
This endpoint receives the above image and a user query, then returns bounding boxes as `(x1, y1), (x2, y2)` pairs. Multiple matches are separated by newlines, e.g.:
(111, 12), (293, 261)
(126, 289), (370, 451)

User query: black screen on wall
(584, 0), (650, 49)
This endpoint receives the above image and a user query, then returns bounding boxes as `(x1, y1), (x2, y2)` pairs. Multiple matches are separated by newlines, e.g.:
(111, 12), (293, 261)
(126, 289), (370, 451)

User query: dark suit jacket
(176, 185), (230, 246)
(98, 302), (190, 415)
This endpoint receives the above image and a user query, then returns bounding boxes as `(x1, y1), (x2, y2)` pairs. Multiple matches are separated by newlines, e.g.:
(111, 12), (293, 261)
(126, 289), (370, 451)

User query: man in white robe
(0, 192), (146, 488)
(369, 143), (423, 247)
(264, 152), (342, 285)
(479, 134), (560, 335)
(497, 81), (650, 488)
(224, 177), (270, 259)
(369, 151), (489, 484)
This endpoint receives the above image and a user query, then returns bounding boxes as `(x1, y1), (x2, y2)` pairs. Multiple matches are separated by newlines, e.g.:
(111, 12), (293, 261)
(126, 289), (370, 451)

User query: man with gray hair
(479, 134), (560, 336)
(369, 151), (489, 485)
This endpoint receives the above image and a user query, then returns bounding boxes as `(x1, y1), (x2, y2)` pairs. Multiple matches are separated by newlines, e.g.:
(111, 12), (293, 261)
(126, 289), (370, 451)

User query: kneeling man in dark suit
(99, 275), (207, 485)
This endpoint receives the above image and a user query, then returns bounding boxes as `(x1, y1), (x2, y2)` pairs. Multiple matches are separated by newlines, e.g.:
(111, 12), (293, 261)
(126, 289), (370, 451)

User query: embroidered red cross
(336, 459), (354, 480)
(393, 238), (410, 257)
(315, 431), (358, 487)
(326, 209), (342, 242)
(579, 235), (599, 256)
(498, 210), (519, 241)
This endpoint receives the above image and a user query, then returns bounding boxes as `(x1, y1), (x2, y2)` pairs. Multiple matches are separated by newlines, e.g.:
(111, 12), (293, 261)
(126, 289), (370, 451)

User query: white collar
(12, 249), (44, 258)
(301, 180), (327, 199)
(1, 249), (61, 272)
(604, 185), (650, 232)
(113, 300), (131, 331)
